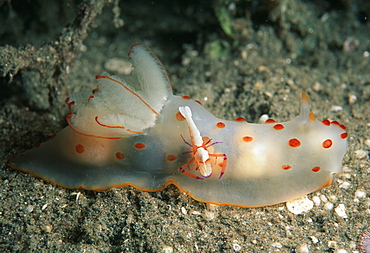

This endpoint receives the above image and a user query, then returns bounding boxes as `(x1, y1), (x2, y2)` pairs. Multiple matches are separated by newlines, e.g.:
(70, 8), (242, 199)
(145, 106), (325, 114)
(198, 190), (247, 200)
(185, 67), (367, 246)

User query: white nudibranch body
(9, 43), (348, 207)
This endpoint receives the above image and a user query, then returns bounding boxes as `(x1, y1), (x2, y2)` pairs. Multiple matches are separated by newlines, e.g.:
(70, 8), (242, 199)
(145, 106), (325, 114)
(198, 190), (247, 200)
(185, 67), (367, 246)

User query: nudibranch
(8, 43), (348, 207)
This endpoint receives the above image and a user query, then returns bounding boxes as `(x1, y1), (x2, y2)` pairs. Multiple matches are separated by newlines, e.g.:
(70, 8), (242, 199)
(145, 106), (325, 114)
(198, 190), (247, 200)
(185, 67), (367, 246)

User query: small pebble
(364, 139), (370, 147)
(348, 94), (357, 104)
(355, 189), (366, 198)
(324, 202), (334, 210)
(259, 114), (269, 124)
(286, 196), (314, 214)
(203, 210), (216, 221)
(334, 249), (348, 253)
(312, 196), (321, 206)
(271, 242), (282, 248)
(354, 150), (368, 159)
(296, 243), (309, 253)
(181, 207), (187, 215)
(42, 225), (52, 233)
(310, 236), (319, 244)
(331, 105), (343, 112)
(312, 81), (322, 91)
(104, 58), (133, 75)
(162, 246), (173, 253)
(25, 205), (34, 213)
(328, 240), (337, 248)
(334, 204), (348, 218)
(320, 195), (328, 202)
(233, 242), (241, 251)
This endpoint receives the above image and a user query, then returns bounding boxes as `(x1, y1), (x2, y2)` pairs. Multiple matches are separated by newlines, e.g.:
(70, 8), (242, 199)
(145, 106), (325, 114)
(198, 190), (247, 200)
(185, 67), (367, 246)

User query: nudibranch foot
(8, 43), (348, 208)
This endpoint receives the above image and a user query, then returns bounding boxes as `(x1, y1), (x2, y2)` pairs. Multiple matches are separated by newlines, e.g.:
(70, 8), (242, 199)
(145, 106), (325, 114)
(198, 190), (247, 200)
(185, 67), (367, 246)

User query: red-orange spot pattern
(242, 136), (253, 142)
(273, 124), (284, 130)
(235, 117), (246, 122)
(322, 139), (333, 149)
(311, 166), (321, 172)
(282, 165), (291, 170)
(182, 96), (191, 100)
(166, 154), (177, 161)
(216, 122), (226, 129)
(322, 119), (330, 126)
(341, 133), (348, 139)
(309, 112), (316, 121)
(135, 143), (146, 149)
(288, 138), (301, 147)
(176, 111), (186, 121)
(265, 119), (276, 123)
(76, 144), (84, 154)
(115, 152), (125, 160)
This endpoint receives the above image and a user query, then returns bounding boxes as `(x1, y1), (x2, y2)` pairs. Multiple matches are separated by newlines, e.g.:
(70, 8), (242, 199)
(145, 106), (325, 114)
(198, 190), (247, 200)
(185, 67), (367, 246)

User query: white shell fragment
(286, 196), (314, 214)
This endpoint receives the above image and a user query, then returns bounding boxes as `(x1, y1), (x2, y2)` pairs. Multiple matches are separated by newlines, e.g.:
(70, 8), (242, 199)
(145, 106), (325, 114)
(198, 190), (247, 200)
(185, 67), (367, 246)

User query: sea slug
(8, 43), (348, 207)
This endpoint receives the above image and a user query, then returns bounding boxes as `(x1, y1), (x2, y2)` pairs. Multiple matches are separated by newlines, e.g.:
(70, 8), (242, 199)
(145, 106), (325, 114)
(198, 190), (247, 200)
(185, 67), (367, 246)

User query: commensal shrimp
(179, 106), (227, 180)
(8, 43), (348, 207)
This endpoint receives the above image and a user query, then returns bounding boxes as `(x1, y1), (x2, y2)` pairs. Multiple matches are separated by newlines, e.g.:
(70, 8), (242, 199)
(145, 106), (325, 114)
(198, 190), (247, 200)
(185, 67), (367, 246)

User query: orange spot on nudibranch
(50, 133), (57, 139)
(235, 117), (246, 122)
(242, 136), (253, 142)
(273, 124), (284, 130)
(322, 119), (330, 126)
(331, 121), (343, 129)
(311, 166), (321, 172)
(202, 136), (211, 144)
(265, 119), (276, 123)
(176, 111), (186, 121)
(182, 96), (191, 100)
(282, 165), (292, 170)
(309, 112), (316, 121)
(166, 154), (177, 161)
(115, 152), (125, 160)
(216, 122), (226, 129)
(331, 120), (339, 125)
(195, 100), (202, 105)
(35, 143), (41, 148)
(302, 92), (309, 103)
(88, 95), (94, 103)
(322, 139), (333, 149)
(341, 132), (348, 139)
(288, 138), (301, 147)
(76, 144), (84, 154)
(135, 143), (146, 149)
